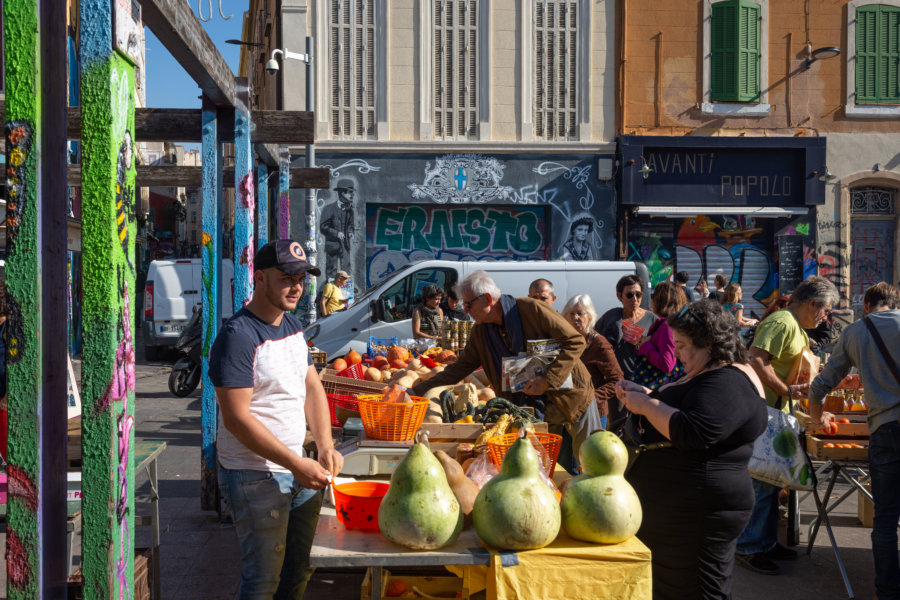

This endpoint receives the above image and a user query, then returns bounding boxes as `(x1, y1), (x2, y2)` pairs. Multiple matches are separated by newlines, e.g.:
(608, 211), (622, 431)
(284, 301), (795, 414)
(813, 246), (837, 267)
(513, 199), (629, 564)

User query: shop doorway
(849, 187), (897, 318)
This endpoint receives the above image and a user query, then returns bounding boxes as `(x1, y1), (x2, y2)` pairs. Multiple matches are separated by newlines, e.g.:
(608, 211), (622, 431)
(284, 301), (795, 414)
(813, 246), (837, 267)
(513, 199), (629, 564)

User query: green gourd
(378, 431), (463, 550)
(472, 435), (561, 550)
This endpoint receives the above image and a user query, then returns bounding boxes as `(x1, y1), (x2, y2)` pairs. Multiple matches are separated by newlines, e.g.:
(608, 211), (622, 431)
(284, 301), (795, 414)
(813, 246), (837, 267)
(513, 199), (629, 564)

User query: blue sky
(143, 6), (245, 109)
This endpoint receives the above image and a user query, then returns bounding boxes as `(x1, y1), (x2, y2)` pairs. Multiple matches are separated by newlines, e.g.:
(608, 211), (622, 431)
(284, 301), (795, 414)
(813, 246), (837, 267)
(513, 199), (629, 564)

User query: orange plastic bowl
(332, 481), (389, 532)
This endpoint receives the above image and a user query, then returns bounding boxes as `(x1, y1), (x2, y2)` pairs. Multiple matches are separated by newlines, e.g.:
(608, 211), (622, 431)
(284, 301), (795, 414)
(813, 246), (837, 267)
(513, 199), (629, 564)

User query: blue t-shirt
(209, 307), (314, 472)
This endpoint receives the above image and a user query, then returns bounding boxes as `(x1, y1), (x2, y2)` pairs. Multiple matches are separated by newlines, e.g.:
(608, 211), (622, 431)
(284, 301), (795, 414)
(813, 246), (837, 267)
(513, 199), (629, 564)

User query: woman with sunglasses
(615, 300), (768, 599)
(595, 275), (657, 424)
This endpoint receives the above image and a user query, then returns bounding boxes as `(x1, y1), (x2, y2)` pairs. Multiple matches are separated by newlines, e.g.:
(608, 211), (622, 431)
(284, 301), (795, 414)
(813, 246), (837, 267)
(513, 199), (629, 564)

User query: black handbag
(609, 413), (672, 474)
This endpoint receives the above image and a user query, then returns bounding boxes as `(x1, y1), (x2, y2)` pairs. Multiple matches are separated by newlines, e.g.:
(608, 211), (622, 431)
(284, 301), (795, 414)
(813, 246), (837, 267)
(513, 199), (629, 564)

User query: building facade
(620, 0), (900, 320)
(243, 0), (619, 301)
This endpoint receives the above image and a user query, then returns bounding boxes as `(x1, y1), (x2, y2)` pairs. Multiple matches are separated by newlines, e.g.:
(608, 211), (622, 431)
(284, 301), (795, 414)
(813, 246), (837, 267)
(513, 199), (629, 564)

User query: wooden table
(310, 507), (652, 600)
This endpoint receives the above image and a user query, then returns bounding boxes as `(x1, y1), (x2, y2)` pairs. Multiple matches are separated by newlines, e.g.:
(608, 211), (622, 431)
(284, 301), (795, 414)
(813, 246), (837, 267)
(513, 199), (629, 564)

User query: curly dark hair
(667, 299), (748, 366)
(615, 274), (644, 294)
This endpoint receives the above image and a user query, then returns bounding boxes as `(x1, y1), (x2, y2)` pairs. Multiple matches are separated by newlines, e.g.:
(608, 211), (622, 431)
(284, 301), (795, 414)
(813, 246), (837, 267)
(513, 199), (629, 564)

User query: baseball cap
(253, 239), (321, 276)
(335, 270), (350, 279)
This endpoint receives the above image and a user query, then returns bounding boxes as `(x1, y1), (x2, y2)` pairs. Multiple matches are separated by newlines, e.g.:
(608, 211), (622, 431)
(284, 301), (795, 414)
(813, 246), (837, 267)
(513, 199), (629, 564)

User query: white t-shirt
(209, 308), (313, 472)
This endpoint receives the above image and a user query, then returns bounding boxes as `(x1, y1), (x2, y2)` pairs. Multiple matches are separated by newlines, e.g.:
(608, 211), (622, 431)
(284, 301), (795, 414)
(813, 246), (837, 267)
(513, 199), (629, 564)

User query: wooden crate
(806, 435), (869, 461)
(320, 371), (385, 398)
(796, 411), (869, 437)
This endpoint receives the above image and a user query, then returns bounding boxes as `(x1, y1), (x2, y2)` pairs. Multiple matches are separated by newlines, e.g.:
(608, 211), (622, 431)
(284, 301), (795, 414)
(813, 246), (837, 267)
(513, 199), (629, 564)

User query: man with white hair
(411, 270), (601, 463)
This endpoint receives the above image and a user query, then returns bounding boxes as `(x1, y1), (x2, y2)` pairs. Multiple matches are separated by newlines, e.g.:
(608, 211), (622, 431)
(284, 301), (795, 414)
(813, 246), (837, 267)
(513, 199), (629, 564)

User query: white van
(305, 260), (649, 357)
(142, 258), (234, 359)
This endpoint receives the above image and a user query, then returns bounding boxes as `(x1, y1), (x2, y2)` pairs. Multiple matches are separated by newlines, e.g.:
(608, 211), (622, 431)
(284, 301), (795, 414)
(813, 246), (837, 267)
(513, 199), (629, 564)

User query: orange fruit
(331, 358), (348, 372)
(838, 418), (851, 424)
(823, 443), (835, 448)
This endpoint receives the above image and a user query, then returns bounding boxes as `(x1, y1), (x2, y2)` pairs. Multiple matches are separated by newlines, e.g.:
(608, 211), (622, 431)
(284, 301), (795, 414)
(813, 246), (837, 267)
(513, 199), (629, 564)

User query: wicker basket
(326, 394), (360, 427)
(488, 432), (563, 474)
(357, 394), (429, 441)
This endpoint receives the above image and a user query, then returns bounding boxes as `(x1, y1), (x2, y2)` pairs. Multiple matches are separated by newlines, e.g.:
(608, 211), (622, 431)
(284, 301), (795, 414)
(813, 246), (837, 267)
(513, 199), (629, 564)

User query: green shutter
(711, 0), (760, 103)
(856, 5), (900, 105)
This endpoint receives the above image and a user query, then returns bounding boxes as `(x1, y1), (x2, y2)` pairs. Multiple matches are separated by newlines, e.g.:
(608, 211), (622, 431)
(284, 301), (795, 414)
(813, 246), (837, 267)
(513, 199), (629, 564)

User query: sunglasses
(463, 294), (485, 311)
(624, 291), (643, 299)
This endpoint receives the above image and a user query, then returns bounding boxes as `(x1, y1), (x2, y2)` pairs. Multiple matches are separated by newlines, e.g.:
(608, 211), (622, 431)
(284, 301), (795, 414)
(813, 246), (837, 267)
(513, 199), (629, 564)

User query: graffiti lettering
(371, 206), (544, 256)
(720, 175), (792, 198)
(817, 220), (845, 231)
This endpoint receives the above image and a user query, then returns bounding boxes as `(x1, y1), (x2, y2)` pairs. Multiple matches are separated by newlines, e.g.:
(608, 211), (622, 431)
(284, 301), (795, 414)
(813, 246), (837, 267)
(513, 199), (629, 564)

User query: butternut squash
(435, 449), (479, 517)
(476, 388), (496, 403)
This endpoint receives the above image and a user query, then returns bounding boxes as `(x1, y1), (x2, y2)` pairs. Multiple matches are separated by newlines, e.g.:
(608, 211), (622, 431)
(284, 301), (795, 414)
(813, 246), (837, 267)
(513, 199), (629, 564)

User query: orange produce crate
(488, 432), (563, 474)
(357, 394), (429, 441)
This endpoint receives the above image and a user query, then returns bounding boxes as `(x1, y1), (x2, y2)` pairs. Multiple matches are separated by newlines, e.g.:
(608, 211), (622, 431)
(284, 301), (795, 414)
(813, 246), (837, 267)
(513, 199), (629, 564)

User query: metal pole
(304, 36), (318, 325)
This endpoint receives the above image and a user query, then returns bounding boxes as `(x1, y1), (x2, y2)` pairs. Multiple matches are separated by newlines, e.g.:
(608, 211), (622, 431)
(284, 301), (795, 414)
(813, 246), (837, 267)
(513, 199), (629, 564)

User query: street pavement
(0, 335), (885, 599)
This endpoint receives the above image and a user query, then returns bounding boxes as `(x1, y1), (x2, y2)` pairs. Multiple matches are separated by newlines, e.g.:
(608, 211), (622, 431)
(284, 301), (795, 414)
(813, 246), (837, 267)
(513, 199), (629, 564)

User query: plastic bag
(465, 450), (499, 490)
(521, 429), (562, 500)
(748, 405), (814, 491)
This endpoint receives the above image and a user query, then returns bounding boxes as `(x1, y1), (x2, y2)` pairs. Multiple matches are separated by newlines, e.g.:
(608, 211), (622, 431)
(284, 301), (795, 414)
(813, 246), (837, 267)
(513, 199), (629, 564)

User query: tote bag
(747, 398), (814, 491)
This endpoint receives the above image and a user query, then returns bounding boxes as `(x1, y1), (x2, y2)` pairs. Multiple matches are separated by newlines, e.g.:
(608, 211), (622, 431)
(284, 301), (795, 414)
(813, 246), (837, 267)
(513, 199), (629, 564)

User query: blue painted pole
(257, 163), (269, 247)
(278, 148), (291, 239)
(233, 78), (254, 310)
(200, 96), (221, 512)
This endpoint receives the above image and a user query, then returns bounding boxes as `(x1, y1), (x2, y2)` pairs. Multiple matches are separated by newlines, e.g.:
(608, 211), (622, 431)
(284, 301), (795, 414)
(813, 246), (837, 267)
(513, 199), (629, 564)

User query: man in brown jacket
(411, 270), (601, 463)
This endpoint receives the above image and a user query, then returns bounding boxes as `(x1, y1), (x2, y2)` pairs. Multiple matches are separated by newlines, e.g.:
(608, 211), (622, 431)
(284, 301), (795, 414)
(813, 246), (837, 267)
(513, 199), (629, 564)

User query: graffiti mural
(310, 153), (615, 298)
(366, 204), (548, 286)
(629, 214), (815, 317)
(5, 120), (33, 255)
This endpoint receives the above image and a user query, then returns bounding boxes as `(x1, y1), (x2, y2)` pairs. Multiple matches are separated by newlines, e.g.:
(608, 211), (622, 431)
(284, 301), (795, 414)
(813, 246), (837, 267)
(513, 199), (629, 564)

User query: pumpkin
(345, 349), (362, 365)
(365, 367), (383, 382)
(331, 358), (348, 372)
(387, 345), (411, 364)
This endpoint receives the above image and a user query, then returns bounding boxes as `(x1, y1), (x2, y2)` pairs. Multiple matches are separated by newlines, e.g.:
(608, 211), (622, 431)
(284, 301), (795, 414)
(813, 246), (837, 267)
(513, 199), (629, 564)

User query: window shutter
(857, 6), (878, 103)
(710, 1), (738, 101)
(328, 0), (377, 139)
(737, 1), (761, 102)
(879, 6), (900, 103)
(533, 0), (578, 140)
(433, 0), (479, 139)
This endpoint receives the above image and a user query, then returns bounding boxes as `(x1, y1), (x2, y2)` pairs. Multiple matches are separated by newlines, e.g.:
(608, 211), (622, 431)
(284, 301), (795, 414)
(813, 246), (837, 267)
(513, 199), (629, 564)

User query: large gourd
(472, 434), (561, 550)
(378, 432), (463, 550)
(560, 431), (642, 544)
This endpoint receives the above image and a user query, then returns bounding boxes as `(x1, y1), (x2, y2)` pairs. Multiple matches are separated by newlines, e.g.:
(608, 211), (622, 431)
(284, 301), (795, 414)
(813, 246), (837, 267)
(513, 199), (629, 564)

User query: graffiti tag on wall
(366, 204), (547, 286)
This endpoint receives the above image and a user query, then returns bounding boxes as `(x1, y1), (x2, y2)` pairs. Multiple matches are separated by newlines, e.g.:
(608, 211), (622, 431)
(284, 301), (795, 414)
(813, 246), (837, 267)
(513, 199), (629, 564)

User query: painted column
(233, 78), (254, 310)
(80, 0), (138, 597)
(200, 97), (222, 512)
(4, 0), (69, 594)
(257, 163), (269, 247)
(278, 148), (291, 239)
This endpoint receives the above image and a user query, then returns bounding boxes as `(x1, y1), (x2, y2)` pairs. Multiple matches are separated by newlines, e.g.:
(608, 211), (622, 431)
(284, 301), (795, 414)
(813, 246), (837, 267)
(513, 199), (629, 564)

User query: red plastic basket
(357, 394), (429, 441)
(326, 393), (360, 427)
(332, 481), (389, 532)
(488, 432), (563, 475)
(336, 362), (364, 380)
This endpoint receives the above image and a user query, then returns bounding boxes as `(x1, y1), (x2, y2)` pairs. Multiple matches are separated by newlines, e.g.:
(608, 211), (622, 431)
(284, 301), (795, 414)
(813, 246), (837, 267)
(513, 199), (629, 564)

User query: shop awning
(633, 206), (809, 218)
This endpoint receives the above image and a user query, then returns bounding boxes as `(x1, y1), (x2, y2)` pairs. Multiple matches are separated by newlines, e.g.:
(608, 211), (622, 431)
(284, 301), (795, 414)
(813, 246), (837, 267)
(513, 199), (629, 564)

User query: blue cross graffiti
(454, 166), (467, 190)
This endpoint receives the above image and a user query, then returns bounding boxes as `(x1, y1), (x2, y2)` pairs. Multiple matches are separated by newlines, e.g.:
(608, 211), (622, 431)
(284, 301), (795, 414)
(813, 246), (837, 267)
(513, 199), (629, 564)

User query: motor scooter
(168, 305), (202, 397)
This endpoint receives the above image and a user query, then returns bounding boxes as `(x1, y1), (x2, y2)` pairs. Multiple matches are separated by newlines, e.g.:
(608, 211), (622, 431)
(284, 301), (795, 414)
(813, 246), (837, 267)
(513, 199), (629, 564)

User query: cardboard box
(360, 568), (468, 600)
(858, 480), (874, 528)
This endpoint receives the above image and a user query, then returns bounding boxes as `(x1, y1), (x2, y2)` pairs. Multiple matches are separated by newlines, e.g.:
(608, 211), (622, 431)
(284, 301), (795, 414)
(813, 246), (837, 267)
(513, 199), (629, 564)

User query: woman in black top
(615, 300), (768, 600)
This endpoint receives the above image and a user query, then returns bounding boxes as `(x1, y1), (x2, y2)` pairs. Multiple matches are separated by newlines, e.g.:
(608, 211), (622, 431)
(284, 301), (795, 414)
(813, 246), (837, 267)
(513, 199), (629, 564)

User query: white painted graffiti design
(408, 154), (515, 204)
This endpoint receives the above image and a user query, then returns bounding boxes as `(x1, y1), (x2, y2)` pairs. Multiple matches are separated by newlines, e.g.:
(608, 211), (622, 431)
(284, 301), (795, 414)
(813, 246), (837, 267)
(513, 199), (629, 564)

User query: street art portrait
(314, 153), (616, 290)
(320, 178), (358, 281)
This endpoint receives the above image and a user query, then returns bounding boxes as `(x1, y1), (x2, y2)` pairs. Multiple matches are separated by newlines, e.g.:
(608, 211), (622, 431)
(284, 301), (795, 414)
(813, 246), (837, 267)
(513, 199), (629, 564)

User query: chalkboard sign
(778, 235), (804, 294)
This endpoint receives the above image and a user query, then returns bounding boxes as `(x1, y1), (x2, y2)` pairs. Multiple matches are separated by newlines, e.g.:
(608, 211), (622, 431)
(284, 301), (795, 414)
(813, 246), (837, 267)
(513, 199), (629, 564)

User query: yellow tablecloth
(446, 532), (652, 600)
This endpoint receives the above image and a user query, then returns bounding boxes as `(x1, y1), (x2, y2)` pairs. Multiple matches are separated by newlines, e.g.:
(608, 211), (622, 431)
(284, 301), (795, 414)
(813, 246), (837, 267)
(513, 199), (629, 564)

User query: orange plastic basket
(332, 481), (389, 532)
(488, 432), (563, 475)
(357, 394), (429, 441)
(326, 393), (359, 427)
(336, 362), (364, 380)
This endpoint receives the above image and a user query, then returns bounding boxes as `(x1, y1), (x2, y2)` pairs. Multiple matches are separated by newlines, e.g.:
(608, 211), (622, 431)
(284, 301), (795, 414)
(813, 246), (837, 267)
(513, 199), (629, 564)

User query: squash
(396, 374), (419, 390)
(435, 450), (479, 517)
(408, 358), (423, 370)
(423, 385), (456, 403)
(476, 388), (496, 403)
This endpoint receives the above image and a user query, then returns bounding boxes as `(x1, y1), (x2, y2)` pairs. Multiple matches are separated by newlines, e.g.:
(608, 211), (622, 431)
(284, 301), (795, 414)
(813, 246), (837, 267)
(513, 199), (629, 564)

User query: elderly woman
(595, 275), (657, 394)
(562, 294), (623, 432)
(615, 300), (768, 599)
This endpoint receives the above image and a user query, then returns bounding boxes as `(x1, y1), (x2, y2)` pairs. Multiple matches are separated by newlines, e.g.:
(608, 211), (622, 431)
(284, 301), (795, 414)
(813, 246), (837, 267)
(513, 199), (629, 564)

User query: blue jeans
(736, 478), (779, 555)
(218, 465), (323, 600)
(869, 421), (900, 600)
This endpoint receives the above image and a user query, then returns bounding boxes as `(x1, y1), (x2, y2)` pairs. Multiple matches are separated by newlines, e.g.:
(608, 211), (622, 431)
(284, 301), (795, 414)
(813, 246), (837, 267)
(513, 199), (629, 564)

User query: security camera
(265, 58), (280, 75)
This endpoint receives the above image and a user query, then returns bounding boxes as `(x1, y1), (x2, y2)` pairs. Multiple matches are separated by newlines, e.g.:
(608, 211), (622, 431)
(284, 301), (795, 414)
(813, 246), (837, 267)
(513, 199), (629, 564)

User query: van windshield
(351, 263), (413, 304)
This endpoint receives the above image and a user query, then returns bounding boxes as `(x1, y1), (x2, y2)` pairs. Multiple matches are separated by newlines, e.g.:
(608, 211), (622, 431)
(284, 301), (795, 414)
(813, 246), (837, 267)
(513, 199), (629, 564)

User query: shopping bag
(630, 354), (685, 391)
(747, 403), (814, 491)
